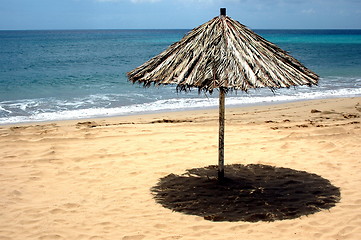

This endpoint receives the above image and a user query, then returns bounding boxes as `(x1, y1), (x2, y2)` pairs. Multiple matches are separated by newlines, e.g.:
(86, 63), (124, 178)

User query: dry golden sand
(0, 97), (360, 240)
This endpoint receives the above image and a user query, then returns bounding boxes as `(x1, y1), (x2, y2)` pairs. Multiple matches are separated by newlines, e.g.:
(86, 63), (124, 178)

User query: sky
(0, 0), (361, 30)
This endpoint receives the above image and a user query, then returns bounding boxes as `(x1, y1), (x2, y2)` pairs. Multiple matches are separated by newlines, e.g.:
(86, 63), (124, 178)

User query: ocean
(1, 29), (361, 125)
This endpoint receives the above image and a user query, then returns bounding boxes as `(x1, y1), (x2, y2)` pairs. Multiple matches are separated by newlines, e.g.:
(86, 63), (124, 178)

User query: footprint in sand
(122, 235), (145, 240)
(76, 121), (99, 128)
(39, 234), (64, 240)
(49, 208), (67, 214)
(63, 203), (80, 209)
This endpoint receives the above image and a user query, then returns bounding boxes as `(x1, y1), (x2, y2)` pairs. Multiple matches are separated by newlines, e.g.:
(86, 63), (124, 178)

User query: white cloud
(95, 0), (161, 2)
(176, 0), (240, 2)
(131, 0), (161, 2)
(95, 0), (239, 3)
(302, 8), (316, 14)
(95, 0), (121, 2)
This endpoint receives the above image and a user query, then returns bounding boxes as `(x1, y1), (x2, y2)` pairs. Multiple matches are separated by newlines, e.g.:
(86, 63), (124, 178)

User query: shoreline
(1, 96), (360, 239)
(2, 96), (359, 128)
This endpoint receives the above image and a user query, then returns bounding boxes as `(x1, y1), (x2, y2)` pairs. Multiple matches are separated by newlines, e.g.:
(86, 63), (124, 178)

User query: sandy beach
(1, 97), (360, 240)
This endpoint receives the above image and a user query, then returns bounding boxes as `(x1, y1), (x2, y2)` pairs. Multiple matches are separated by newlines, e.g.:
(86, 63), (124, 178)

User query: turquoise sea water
(0, 29), (361, 124)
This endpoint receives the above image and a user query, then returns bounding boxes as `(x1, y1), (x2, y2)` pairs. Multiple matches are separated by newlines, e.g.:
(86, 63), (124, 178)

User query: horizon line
(1, 28), (361, 31)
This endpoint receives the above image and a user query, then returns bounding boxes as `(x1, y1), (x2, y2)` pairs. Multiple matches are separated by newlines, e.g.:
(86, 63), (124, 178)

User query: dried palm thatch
(127, 11), (318, 93)
(127, 8), (319, 180)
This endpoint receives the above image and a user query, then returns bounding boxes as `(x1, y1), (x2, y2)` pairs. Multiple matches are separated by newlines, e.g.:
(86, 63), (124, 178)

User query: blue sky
(1, 0), (360, 30)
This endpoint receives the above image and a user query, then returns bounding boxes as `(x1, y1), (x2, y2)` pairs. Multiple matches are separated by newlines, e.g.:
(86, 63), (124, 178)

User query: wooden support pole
(218, 87), (225, 180)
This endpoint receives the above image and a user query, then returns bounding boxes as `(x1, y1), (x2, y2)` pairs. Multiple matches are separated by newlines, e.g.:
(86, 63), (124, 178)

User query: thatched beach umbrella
(127, 8), (318, 180)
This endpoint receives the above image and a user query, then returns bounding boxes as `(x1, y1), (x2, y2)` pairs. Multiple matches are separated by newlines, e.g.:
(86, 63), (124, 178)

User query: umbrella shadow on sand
(151, 164), (340, 222)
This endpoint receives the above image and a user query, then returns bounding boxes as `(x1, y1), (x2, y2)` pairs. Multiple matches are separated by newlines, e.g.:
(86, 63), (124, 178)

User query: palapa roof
(127, 13), (318, 93)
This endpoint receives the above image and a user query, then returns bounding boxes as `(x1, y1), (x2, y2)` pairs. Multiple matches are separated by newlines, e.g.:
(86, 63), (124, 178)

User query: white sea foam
(0, 105), (12, 114)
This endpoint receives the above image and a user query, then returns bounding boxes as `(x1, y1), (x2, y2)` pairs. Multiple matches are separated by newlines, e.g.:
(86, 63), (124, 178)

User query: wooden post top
(220, 8), (226, 16)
